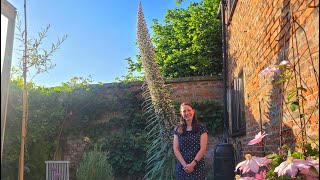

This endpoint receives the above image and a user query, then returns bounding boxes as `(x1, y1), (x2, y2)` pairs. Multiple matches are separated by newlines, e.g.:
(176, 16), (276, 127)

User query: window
(231, 71), (246, 136)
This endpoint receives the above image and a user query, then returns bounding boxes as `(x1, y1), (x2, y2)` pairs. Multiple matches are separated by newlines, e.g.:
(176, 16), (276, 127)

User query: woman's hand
(183, 163), (195, 173)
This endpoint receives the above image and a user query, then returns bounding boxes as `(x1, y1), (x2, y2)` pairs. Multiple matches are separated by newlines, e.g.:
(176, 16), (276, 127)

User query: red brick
(225, 0), (318, 152)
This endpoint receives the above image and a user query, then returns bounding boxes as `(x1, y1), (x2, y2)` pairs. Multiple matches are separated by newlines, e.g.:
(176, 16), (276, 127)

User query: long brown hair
(177, 102), (199, 135)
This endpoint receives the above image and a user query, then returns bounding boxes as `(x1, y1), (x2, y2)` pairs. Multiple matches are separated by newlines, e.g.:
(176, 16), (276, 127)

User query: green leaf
(266, 153), (277, 159)
(274, 78), (286, 85)
(287, 90), (296, 101)
(291, 151), (304, 159)
(296, 86), (307, 92)
(290, 101), (299, 112)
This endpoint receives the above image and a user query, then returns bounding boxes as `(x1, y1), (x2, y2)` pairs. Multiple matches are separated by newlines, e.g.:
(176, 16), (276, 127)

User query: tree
(124, 0), (222, 80)
(14, 2), (67, 178)
(152, 0), (222, 77)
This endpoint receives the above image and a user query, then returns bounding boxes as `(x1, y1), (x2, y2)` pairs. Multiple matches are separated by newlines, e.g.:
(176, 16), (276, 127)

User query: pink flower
(269, 67), (281, 74)
(255, 170), (266, 180)
(279, 60), (291, 66)
(235, 175), (256, 180)
(306, 157), (319, 173)
(259, 66), (281, 76)
(248, 132), (268, 145)
(259, 67), (272, 76)
(300, 157), (319, 179)
(235, 154), (272, 174)
(235, 170), (266, 180)
(274, 156), (311, 178)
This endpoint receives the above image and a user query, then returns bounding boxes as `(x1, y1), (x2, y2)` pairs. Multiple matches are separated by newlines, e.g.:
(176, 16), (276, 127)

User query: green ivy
(2, 80), (66, 179)
(173, 100), (223, 135)
(102, 132), (148, 178)
(3, 79), (222, 179)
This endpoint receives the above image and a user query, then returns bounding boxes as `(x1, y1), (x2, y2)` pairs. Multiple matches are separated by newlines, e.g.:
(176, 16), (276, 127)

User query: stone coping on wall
(93, 75), (223, 88)
(165, 75), (222, 83)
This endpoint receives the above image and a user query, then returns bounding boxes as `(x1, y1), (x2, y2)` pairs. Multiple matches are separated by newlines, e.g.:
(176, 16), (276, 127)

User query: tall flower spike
(137, 3), (177, 179)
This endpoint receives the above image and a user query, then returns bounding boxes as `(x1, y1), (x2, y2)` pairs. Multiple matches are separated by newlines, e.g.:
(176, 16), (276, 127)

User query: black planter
(213, 143), (235, 180)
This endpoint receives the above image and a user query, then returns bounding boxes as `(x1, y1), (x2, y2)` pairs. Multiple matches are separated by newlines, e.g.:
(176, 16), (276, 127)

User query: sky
(7, 0), (201, 87)
(1, 14), (8, 73)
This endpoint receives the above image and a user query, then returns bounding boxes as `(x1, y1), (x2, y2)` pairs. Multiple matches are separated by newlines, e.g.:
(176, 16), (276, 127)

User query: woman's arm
(194, 132), (208, 162)
(173, 134), (187, 167)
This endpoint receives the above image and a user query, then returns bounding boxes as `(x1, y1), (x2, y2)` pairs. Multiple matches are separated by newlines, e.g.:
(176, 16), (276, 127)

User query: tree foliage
(13, 15), (67, 81)
(1, 80), (66, 180)
(122, 0), (222, 81)
(152, 0), (222, 78)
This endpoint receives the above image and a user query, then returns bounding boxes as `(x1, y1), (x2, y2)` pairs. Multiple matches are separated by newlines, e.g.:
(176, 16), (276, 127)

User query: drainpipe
(213, 2), (235, 179)
(220, 0), (229, 143)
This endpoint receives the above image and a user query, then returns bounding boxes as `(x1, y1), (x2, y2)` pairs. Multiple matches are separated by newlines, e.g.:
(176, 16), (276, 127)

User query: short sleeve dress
(174, 123), (208, 180)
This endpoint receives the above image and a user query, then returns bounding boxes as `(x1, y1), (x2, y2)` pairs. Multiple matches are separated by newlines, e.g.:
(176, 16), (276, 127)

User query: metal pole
(221, 0), (229, 143)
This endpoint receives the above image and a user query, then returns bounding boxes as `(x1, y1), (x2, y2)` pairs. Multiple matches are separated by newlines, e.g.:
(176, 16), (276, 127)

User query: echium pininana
(137, 3), (177, 180)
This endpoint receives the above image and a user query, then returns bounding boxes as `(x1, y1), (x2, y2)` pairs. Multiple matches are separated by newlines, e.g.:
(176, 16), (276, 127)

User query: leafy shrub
(76, 145), (114, 180)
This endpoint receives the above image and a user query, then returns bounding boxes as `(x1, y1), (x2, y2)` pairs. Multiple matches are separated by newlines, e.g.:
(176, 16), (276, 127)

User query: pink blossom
(235, 175), (256, 180)
(255, 170), (266, 180)
(300, 157), (319, 179)
(306, 157), (319, 173)
(279, 60), (291, 66)
(235, 170), (267, 180)
(235, 154), (272, 174)
(259, 66), (281, 76)
(274, 156), (311, 178)
(269, 67), (281, 74)
(247, 132), (268, 145)
(259, 67), (272, 76)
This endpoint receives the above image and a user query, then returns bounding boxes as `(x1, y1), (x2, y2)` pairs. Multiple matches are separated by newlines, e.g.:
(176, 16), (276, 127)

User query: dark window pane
(231, 71), (246, 136)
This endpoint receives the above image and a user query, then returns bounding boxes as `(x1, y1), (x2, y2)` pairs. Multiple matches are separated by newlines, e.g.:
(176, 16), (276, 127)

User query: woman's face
(180, 104), (195, 122)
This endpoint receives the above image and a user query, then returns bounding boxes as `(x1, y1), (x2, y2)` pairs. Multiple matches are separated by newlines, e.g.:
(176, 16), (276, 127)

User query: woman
(173, 102), (208, 180)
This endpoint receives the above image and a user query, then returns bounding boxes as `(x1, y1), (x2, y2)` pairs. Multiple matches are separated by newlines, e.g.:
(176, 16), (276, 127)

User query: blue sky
(8, 0), (200, 87)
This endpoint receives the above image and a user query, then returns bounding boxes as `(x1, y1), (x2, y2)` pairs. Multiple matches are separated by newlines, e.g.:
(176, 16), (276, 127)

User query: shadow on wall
(232, 103), (294, 163)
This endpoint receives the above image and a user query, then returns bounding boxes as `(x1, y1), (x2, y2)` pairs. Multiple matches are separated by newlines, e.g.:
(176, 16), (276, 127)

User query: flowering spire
(137, 3), (176, 139)
(137, 3), (177, 179)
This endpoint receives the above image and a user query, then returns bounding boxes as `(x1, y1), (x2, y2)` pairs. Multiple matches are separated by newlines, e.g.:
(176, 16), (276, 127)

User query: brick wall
(64, 76), (224, 179)
(113, 75), (224, 103)
(225, 0), (319, 158)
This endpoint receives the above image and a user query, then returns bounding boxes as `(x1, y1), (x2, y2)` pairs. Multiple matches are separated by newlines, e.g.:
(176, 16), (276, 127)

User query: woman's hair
(177, 102), (199, 135)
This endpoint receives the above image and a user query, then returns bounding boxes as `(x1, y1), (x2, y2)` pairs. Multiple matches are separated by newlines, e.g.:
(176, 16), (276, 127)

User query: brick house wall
(224, 0), (319, 159)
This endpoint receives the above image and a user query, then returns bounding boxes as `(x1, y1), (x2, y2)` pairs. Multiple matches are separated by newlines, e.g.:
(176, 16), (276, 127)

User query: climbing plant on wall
(2, 78), (223, 179)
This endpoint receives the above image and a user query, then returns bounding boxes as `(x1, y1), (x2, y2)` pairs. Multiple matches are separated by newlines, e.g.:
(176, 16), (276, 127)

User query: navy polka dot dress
(174, 123), (208, 180)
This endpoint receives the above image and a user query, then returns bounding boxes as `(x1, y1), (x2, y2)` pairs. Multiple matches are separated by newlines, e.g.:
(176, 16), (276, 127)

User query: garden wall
(62, 75), (224, 179)
(122, 75), (224, 103)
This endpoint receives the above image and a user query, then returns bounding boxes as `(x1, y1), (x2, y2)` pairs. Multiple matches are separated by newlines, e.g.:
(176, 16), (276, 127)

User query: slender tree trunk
(19, 0), (28, 179)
